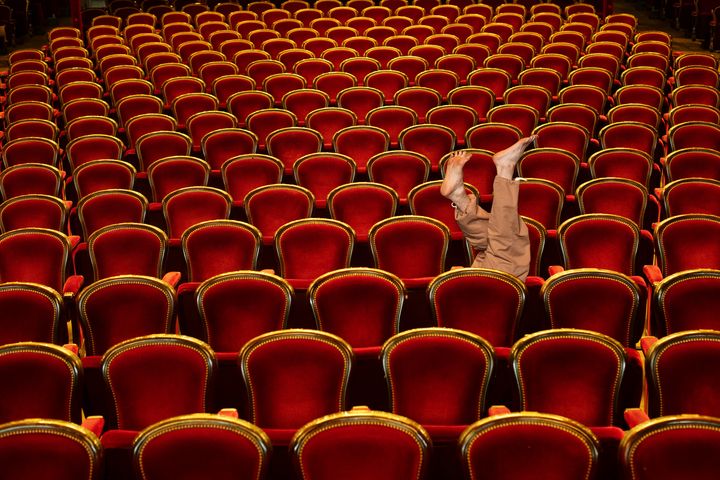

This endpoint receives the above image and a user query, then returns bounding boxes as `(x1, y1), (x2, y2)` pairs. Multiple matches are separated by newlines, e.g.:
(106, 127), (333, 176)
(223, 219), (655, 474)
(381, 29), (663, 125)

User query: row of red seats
(2, 323), (719, 479)
(5, 393), (717, 480)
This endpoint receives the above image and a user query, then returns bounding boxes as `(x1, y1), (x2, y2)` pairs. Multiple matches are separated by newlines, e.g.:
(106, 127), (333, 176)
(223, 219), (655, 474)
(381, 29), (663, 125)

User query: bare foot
(493, 135), (537, 179)
(441, 150), (472, 211)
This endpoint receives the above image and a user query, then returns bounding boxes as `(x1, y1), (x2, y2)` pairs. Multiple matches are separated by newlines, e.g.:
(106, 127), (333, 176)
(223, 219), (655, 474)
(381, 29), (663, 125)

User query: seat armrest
(640, 336), (658, 355)
(217, 408), (239, 418)
(488, 405), (511, 416)
(624, 408), (650, 429)
(63, 275), (85, 297)
(161, 271), (182, 288)
(643, 264), (663, 285)
(548, 265), (564, 276)
(68, 235), (81, 250)
(82, 416), (105, 437)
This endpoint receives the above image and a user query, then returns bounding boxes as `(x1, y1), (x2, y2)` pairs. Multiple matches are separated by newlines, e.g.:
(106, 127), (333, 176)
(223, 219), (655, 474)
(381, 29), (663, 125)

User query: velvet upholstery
(123, 113), (177, 157)
(614, 85), (665, 112)
(213, 74), (256, 109)
(0, 194), (67, 233)
(4, 101), (55, 125)
(0, 342), (82, 423)
(87, 223), (168, 281)
(577, 178), (648, 226)
(662, 178), (720, 217)
(619, 415), (720, 480)
(645, 330), (720, 418)
(275, 219), (355, 287)
(282, 89), (330, 126)
(668, 121), (720, 152)
(542, 269), (643, 347)
(485, 53), (525, 82)
(333, 125), (390, 174)
(546, 103), (598, 140)
(290, 409), (430, 480)
(465, 122), (522, 153)
(182, 220), (261, 282)
(369, 215), (449, 282)
(171, 92), (219, 130)
(72, 160), (136, 199)
(239, 329), (352, 431)
(511, 329), (627, 426)
(136, 131), (193, 173)
(187, 110), (238, 152)
(671, 85), (720, 108)
(102, 334), (216, 430)
(194, 271), (292, 351)
(382, 328), (494, 426)
(654, 214), (720, 276)
(0, 419), (102, 480)
(162, 186), (232, 239)
(327, 183), (398, 242)
(65, 134), (125, 171)
(367, 151), (429, 204)
(522, 216), (547, 278)
(557, 85), (607, 117)
(2, 137), (60, 169)
(365, 105), (417, 149)
(534, 122), (589, 165)
(486, 104), (539, 138)
(221, 154), (283, 207)
(115, 95), (163, 130)
(77, 189), (148, 240)
(77, 276), (175, 356)
(558, 214), (640, 275)
(306, 107), (357, 150)
(202, 128), (259, 171)
(336, 86), (385, 124)
(587, 148), (653, 189)
(516, 179), (564, 232)
(244, 184), (314, 244)
(0, 163), (62, 200)
(607, 104), (661, 131)
(227, 90), (273, 128)
(447, 85), (495, 123)
(293, 153), (357, 208)
(309, 267), (404, 349)
(427, 105), (478, 148)
(428, 268), (526, 347)
(267, 127), (323, 175)
(132, 414), (271, 480)
(398, 124), (456, 172)
(518, 147), (581, 195)
(247, 108), (298, 152)
(653, 269), (720, 335)
(0, 228), (72, 293)
(459, 412), (600, 480)
(313, 71), (356, 104)
(663, 148), (720, 183)
(505, 84), (552, 119)
(0, 282), (64, 344)
(146, 156), (210, 203)
(599, 122), (658, 158)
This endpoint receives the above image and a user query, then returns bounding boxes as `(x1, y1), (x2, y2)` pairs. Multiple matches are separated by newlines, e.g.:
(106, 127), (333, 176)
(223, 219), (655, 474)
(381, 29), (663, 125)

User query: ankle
(496, 166), (514, 180)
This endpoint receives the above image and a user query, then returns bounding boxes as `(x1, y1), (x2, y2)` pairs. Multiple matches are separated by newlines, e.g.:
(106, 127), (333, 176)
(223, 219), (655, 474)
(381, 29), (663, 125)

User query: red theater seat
(290, 408), (430, 480)
(132, 414), (271, 480)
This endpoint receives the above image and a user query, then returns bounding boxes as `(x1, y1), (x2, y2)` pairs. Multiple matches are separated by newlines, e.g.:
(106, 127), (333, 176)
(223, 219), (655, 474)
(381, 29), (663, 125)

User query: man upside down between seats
(440, 136), (535, 281)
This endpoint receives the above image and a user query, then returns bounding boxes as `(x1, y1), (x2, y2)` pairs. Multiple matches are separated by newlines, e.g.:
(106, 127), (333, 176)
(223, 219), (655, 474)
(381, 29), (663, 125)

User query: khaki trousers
(454, 176), (531, 281)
